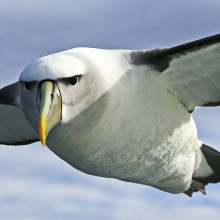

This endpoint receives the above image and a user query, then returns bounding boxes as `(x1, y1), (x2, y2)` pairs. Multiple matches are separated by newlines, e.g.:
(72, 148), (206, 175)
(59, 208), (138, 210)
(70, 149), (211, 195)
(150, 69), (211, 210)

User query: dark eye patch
(21, 81), (35, 91)
(68, 76), (78, 85)
(66, 75), (82, 86)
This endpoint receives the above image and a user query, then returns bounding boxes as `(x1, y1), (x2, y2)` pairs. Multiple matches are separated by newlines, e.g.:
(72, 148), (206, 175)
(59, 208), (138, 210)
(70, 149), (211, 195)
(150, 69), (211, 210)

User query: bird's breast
(47, 68), (198, 193)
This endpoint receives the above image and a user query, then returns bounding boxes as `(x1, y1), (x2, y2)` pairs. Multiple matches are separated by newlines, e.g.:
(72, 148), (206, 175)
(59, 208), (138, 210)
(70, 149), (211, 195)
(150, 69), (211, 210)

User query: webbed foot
(184, 179), (206, 197)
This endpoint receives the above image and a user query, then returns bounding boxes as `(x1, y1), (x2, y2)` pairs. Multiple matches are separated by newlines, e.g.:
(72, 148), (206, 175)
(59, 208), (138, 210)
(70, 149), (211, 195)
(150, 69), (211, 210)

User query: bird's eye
(68, 75), (81, 86)
(21, 81), (35, 91)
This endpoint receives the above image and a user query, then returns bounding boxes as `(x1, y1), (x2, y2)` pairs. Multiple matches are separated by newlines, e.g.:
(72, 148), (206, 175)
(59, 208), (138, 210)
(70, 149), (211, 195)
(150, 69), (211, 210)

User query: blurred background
(1, 0), (220, 219)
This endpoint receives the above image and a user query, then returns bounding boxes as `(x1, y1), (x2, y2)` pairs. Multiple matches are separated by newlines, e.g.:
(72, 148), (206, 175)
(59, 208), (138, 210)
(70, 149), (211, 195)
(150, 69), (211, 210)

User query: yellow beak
(38, 81), (62, 146)
(38, 113), (47, 147)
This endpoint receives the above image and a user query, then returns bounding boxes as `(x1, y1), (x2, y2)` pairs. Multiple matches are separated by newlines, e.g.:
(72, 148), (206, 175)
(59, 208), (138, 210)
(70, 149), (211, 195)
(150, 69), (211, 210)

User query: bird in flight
(1, 33), (220, 197)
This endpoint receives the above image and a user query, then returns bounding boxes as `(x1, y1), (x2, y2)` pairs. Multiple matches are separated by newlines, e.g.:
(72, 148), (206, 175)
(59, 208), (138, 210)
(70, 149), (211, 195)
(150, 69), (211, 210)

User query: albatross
(1, 33), (220, 197)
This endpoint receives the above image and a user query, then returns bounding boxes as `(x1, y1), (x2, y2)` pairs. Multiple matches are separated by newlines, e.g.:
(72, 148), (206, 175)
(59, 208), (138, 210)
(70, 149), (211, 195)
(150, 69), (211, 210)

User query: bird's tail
(195, 144), (220, 185)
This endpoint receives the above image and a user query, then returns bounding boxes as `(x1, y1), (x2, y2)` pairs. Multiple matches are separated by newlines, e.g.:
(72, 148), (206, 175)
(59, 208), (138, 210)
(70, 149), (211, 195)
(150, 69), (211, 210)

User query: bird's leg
(184, 179), (206, 197)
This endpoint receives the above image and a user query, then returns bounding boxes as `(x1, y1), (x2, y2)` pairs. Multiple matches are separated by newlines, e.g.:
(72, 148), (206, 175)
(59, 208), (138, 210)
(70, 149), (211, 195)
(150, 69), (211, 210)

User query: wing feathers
(0, 82), (20, 106)
(131, 33), (220, 111)
(0, 82), (39, 146)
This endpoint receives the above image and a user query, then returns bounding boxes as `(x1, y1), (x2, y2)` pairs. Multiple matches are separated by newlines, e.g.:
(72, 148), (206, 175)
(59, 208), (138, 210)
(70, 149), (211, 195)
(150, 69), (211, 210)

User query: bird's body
(1, 34), (220, 196)
(47, 61), (198, 194)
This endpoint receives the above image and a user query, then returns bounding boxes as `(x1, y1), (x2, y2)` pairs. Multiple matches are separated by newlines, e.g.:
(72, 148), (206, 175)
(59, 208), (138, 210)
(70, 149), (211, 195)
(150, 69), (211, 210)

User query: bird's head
(18, 48), (130, 146)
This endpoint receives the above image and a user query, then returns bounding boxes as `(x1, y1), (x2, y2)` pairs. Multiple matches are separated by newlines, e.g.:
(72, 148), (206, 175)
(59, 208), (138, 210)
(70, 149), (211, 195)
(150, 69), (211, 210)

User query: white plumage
(1, 34), (220, 196)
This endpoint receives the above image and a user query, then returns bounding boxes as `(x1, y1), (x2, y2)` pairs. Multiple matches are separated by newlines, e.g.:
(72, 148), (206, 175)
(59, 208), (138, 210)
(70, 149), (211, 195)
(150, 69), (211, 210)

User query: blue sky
(1, 0), (220, 219)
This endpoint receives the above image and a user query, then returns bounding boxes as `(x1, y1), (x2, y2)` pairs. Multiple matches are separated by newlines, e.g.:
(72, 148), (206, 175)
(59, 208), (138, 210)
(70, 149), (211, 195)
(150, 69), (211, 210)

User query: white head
(19, 48), (130, 145)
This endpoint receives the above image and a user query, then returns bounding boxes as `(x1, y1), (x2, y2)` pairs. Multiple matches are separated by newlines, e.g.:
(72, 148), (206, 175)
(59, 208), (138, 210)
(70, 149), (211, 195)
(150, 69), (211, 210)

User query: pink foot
(184, 179), (206, 197)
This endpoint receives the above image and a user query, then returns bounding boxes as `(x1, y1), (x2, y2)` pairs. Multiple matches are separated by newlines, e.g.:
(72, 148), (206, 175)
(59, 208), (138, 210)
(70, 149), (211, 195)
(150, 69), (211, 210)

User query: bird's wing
(0, 82), (39, 145)
(131, 33), (220, 112)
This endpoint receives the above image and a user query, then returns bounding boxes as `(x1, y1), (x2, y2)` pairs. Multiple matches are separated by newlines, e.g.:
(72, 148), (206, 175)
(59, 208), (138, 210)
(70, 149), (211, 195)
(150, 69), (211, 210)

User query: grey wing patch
(131, 33), (220, 112)
(0, 82), (39, 146)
